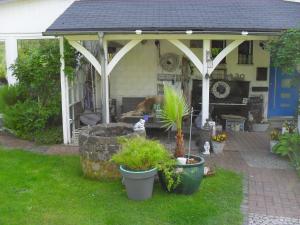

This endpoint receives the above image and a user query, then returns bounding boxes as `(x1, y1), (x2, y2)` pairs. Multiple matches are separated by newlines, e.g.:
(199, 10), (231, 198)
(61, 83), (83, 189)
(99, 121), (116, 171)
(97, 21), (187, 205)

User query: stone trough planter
(79, 123), (145, 179)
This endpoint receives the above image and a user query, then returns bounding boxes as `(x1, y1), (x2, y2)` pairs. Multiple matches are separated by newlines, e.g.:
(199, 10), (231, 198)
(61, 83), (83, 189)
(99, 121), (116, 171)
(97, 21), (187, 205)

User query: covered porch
(43, 0), (300, 145)
(57, 33), (272, 144)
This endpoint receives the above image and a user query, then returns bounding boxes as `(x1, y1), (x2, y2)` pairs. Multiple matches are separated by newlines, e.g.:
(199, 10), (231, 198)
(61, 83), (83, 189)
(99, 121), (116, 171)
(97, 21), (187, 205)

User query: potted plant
(211, 132), (227, 154)
(111, 137), (177, 200)
(282, 120), (297, 134)
(270, 129), (280, 152)
(252, 118), (270, 132)
(159, 85), (205, 195)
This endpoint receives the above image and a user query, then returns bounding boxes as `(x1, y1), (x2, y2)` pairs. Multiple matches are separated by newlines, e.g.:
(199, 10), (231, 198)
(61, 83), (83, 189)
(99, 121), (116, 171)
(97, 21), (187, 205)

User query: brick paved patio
(205, 132), (300, 224)
(0, 131), (299, 224)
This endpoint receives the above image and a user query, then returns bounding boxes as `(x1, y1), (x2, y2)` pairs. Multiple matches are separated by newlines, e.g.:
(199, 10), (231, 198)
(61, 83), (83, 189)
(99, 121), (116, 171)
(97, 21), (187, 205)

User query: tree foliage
(268, 29), (300, 74)
(0, 39), (77, 144)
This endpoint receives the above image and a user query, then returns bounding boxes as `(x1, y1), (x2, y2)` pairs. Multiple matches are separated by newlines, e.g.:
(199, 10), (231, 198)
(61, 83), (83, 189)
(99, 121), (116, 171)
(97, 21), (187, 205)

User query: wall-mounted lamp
(205, 73), (210, 79)
(241, 31), (248, 36)
(135, 30), (142, 35)
(186, 30), (193, 35)
(206, 50), (213, 69)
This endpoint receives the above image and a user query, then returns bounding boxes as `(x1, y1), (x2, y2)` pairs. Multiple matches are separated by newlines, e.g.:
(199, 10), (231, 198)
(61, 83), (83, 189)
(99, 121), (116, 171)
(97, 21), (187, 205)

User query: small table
(221, 114), (246, 132)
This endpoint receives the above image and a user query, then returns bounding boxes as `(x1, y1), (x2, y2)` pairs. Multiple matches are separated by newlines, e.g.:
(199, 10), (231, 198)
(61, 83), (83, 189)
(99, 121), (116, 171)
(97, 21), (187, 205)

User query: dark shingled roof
(46, 0), (300, 34)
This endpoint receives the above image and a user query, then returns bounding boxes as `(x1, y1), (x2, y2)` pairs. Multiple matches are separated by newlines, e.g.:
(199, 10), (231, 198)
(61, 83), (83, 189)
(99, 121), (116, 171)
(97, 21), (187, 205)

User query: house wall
(110, 40), (270, 118)
(0, 0), (74, 36)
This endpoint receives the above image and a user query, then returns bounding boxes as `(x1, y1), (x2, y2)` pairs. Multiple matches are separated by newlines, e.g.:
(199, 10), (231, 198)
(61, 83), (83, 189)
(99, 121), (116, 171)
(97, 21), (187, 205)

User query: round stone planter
(212, 141), (226, 154)
(120, 166), (157, 201)
(79, 123), (145, 179)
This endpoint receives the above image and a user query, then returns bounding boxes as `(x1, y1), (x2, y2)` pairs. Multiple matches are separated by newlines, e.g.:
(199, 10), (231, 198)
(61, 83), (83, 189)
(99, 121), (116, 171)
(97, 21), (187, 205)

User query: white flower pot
(252, 123), (269, 132)
(212, 141), (225, 154)
(270, 140), (278, 153)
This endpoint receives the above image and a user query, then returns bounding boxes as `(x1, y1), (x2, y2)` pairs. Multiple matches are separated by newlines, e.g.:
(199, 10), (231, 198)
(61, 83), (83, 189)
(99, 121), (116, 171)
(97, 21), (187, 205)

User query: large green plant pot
(120, 166), (157, 201)
(159, 155), (205, 195)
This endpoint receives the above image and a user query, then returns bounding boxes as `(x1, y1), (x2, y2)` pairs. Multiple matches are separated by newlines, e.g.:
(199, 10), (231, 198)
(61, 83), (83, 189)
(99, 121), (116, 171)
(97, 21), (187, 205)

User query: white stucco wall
(0, 0), (75, 84)
(0, 0), (74, 37)
(110, 40), (270, 118)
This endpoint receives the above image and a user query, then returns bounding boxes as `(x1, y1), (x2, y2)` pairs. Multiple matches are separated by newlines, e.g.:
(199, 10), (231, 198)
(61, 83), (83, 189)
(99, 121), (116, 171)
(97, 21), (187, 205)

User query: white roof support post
(99, 32), (110, 124)
(4, 37), (18, 85)
(202, 40), (211, 126)
(59, 37), (71, 144)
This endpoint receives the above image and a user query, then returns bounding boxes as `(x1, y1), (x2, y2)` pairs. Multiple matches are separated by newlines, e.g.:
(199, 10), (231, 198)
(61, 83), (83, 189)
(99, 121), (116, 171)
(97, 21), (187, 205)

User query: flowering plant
(270, 129), (280, 141)
(212, 132), (227, 143)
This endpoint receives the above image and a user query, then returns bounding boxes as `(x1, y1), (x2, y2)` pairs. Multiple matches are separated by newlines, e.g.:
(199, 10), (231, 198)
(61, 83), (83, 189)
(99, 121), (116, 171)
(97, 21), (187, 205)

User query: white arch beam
(68, 40), (102, 76)
(107, 40), (141, 76)
(168, 39), (204, 76)
(209, 40), (244, 74)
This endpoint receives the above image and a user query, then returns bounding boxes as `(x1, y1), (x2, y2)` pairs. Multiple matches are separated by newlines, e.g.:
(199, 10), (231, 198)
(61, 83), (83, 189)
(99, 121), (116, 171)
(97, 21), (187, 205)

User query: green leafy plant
(273, 133), (300, 173)
(112, 137), (179, 190)
(160, 85), (189, 157)
(0, 39), (77, 144)
(0, 85), (22, 113)
(268, 29), (300, 75)
(34, 127), (63, 145)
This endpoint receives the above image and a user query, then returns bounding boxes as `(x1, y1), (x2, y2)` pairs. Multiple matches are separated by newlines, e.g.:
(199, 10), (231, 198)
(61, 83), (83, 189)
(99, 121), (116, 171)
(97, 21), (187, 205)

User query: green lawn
(0, 149), (243, 225)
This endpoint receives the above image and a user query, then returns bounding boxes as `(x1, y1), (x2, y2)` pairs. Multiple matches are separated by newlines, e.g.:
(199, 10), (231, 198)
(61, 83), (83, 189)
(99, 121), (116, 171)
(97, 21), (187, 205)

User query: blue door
(268, 67), (298, 118)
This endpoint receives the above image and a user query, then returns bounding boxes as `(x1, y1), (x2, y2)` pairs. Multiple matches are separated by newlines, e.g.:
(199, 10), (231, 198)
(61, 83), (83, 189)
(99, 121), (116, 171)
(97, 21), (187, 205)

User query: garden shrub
(0, 39), (77, 144)
(34, 127), (63, 145)
(273, 133), (300, 176)
(0, 85), (22, 113)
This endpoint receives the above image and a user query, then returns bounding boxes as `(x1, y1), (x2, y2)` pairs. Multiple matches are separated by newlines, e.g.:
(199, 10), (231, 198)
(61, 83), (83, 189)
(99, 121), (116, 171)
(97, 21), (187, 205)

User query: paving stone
(248, 213), (300, 225)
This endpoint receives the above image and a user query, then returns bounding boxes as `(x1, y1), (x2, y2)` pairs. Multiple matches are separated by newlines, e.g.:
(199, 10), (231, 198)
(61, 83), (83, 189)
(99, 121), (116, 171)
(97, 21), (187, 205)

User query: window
(238, 41), (253, 64)
(256, 67), (268, 81)
(211, 40), (226, 64)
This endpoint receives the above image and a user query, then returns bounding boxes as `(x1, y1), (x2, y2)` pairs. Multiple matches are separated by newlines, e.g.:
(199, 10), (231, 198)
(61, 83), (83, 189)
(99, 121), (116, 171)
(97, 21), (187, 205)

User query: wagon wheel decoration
(160, 53), (179, 72)
(212, 81), (231, 99)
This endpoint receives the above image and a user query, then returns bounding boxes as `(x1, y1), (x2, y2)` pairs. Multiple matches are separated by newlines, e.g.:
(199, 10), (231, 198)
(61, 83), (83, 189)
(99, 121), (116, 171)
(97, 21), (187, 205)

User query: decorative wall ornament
(212, 81), (231, 99)
(160, 53), (179, 72)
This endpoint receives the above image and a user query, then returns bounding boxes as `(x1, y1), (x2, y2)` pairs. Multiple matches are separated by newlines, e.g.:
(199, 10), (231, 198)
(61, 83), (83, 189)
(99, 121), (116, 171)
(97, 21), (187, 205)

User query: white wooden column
(202, 40), (211, 126)
(99, 33), (110, 124)
(4, 37), (18, 85)
(59, 37), (71, 144)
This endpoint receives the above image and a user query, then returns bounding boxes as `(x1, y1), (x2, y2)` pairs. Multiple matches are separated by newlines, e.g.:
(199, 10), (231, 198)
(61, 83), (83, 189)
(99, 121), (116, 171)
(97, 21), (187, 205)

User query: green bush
(0, 39), (77, 144)
(34, 127), (63, 145)
(0, 85), (21, 113)
(274, 133), (300, 174)
(112, 137), (180, 190)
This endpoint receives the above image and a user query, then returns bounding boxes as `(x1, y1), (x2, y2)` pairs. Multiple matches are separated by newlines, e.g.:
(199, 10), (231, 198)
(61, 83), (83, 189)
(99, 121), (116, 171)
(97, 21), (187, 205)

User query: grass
(0, 148), (243, 225)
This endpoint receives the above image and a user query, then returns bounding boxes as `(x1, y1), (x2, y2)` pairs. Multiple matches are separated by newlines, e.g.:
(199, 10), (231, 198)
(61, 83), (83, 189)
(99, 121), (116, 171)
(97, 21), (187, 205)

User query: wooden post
(4, 37), (18, 85)
(202, 40), (211, 126)
(98, 33), (110, 124)
(59, 37), (71, 144)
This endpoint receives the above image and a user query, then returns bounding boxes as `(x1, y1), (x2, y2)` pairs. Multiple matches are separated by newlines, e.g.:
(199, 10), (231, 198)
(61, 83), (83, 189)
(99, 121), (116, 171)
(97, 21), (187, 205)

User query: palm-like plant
(160, 85), (190, 158)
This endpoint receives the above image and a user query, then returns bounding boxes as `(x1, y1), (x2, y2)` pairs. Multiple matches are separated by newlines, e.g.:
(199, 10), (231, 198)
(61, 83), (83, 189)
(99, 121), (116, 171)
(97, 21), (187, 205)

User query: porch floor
(0, 131), (299, 225)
